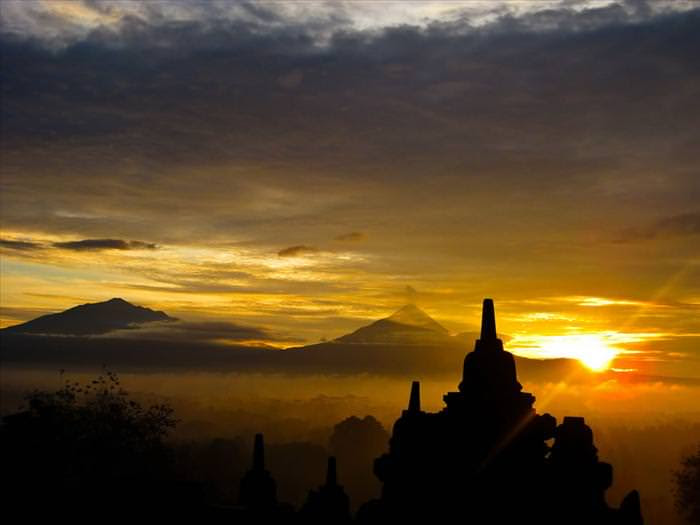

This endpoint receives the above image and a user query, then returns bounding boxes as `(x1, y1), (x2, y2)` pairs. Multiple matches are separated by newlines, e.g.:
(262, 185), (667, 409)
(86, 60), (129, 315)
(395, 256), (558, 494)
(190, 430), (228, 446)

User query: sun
(574, 337), (618, 371)
(524, 334), (619, 372)
(556, 334), (619, 371)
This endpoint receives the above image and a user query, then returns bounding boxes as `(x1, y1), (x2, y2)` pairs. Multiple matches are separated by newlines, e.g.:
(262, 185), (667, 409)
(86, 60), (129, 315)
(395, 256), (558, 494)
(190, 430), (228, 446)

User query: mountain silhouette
(288, 305), (586, 379)
(387, 304), (448, 332)
(2, 299), (590, 381)
(335, 304), (451, 345)
(1, 298), (175, 336)
(284, 304), (468, 375)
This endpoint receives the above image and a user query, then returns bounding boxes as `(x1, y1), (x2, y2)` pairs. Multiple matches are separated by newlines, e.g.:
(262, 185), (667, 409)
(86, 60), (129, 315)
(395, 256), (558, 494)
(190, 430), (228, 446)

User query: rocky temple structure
(232, 299), (643, 523)
(358, 299), (643, 524)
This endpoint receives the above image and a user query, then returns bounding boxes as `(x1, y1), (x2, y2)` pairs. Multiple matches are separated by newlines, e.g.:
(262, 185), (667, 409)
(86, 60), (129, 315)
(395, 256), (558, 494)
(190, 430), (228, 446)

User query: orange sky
(1, 1), (699, 377)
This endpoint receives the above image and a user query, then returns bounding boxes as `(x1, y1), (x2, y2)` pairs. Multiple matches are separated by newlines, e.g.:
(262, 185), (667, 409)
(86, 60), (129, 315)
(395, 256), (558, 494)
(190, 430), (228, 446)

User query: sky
(1, 0), (699, 376)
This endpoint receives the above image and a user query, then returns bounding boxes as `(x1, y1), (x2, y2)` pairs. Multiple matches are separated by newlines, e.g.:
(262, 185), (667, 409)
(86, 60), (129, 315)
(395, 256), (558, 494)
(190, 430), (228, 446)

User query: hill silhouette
(288, 305), (588, 379)
(2, 299), (590, 381)
(1, 298), (175, 335)
(336, 304), (450, 344)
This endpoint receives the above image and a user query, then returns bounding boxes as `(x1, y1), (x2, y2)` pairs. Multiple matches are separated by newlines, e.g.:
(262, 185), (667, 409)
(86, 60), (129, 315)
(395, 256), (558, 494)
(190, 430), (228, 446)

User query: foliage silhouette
(1, 369), (177, 518)
(675, 443), (700, 524)
(329, 415), (389, 508)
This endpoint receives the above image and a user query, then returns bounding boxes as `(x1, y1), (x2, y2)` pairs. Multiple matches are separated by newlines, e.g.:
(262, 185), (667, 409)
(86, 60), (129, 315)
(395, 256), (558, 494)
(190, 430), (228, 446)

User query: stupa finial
(408, 380), (421, 412)
(480, 298), (497, 341)
(253, 432), (265, 471)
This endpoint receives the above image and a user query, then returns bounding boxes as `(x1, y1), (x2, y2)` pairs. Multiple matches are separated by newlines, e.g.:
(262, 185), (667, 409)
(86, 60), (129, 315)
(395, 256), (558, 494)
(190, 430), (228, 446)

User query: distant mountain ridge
(336, 304), (454, 345)
(385, 304), (449, 334)
(284, 304), (479, 375)
(2, 299), (591, 382)
(1, 298), (175, 336)
(286, 305), (588, 379)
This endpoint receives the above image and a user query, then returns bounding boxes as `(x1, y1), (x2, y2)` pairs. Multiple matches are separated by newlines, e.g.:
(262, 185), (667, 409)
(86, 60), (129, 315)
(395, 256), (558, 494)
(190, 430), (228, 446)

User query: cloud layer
(0, 1), (698, 375)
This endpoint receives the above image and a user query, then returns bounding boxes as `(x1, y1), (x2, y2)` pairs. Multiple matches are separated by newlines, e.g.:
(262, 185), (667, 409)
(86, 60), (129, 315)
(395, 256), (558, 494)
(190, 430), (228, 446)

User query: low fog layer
(2, 367), (698, 523)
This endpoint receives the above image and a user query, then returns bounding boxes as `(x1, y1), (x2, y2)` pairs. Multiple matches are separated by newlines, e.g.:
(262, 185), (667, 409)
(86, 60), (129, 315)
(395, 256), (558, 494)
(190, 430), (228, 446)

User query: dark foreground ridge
(232, 299), (644, 524)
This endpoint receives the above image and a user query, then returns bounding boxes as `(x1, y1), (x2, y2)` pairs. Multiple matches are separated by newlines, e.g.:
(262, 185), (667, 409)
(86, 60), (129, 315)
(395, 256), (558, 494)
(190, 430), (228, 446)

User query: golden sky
(1, 0), (699, 377)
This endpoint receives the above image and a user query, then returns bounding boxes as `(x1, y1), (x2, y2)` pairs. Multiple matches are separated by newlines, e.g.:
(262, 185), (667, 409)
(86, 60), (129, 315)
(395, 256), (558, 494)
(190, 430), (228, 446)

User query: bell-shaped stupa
(361, 299), (643, 525)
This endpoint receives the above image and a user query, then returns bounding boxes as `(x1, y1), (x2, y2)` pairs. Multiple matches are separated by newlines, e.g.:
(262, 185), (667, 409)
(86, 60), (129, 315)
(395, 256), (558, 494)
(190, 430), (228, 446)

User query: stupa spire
(253, 432), (265, 471)
(326, 456), (338, 486)
(408, 380), (421, 412)
(239, 432), (278, 509)
(480, 298), (497, 341)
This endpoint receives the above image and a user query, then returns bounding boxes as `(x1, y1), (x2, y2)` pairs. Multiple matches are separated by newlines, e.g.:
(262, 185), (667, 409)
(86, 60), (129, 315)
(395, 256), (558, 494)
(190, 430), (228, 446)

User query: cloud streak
(335, 232), (366, 242)
(108, 319), (296, 345)
(53, 239), (157, 251)
(617, 212), (700, 242)
(0, 239), (41, 251)
(278, 245), (318, 257)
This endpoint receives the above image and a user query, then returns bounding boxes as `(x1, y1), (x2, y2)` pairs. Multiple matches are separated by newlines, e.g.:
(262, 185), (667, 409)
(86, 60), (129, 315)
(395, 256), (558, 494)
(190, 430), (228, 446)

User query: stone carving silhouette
(359, 298), (643, 524)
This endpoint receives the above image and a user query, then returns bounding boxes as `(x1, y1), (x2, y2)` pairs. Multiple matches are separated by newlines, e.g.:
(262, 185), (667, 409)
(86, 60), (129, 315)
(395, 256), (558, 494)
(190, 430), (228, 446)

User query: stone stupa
(359, 299), (643, 525)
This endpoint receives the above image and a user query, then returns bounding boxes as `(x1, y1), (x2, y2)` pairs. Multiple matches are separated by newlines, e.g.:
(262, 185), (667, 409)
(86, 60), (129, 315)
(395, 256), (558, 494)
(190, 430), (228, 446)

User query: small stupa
(238, 433), (277, 510)
(301, 456), (351, 522)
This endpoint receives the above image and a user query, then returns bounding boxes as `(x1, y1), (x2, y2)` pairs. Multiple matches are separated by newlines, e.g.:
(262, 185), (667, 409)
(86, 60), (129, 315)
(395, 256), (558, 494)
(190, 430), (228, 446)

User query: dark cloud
(334, 232), (366, 242)
(1, 6), (696, 205)
(111, 319), (287, 344)
(0, 237), (158, 255)
(617, 212), (700, 242)
(278, 245), (318, 257)
(0, 239), (41, 250)
(53, 239), (157, 251)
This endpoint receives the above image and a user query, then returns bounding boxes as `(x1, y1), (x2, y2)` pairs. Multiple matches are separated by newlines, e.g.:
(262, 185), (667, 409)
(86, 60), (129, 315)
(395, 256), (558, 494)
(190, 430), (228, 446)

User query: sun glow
(552, 335), (618, 371)
(511, 334), (621, 372)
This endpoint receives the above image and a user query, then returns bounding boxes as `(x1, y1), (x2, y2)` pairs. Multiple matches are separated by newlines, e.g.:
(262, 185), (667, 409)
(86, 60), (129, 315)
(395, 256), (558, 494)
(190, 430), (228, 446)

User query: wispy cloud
(334, 232), (366, 242)
(108, 319), (299, 346)
(0, 239), (42, 251)
(53, 239), (157, 251)
(278, 245), (318, 257)
(616, 212), (700, 242)
(558, 296), (663, 308)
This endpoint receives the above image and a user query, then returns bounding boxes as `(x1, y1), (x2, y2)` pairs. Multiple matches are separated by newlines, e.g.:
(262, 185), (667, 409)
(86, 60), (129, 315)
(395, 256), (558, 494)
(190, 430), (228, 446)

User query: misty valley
(2, 299), (699, 523)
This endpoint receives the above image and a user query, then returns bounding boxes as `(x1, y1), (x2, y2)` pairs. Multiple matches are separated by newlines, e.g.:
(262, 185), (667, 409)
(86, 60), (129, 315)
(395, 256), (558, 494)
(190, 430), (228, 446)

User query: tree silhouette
(675, 443), (700, 524)
(1, 369), (177, 518)
(329, 415), (389, 508)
